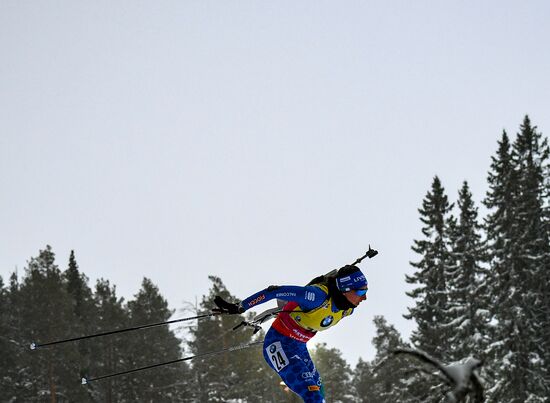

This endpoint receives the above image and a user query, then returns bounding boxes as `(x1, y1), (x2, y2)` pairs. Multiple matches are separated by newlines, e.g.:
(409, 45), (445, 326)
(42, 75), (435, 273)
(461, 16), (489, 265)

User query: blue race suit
(241, 285), (355, 403)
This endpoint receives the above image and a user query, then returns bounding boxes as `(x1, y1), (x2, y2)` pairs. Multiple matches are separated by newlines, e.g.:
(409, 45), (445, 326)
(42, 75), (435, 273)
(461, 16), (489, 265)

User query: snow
(444, 358), (482, 387)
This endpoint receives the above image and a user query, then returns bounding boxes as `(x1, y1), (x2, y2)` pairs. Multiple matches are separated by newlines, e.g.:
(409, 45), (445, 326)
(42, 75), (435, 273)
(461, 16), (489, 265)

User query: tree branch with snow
(391, 348), (484, 403)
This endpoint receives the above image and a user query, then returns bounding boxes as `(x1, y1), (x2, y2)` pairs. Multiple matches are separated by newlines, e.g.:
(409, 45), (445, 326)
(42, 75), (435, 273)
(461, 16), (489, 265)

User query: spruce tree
(511, 116), (550, 398)
(187, 276), (280, 402)
(484, 118), (550, 401)
(0, 275), (19, 401)
(62, 250), (96, 402)
(446, 181), (489, 362)
(405, 176), (454, 360)
(89, 279), (131, 403)
(358, 316), (411, 403)
(64, 250), (94, 320)
(2, 272), (23, 401)
(118, 278), (189, 402)
(310, 343), (353, 402)
(404, 177), (457, 402)
(483, 130), (517, 393)
(352, 358), (374, 403)
(17, 246), (82, 402)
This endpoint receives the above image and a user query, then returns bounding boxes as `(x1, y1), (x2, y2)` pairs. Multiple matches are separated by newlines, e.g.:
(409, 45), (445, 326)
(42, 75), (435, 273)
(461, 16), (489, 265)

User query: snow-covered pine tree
(483, 129), (526, 402)
(483, 117), (550, 401)
(446, 181), (490, 362)
(483, 130), (516, 384)
(355, 316), (410, 403)
(543, 127), (550, 395)
(352, 358), (374, 403)
(404, 177), (456, 402)
(405, 176), (454, 360)
(512, 116), (550, 398)
(508, 116), (549, 400)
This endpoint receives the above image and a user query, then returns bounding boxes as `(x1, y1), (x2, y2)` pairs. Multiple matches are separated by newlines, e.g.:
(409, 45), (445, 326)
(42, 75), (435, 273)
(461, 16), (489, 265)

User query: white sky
(1, 1), (549, 366)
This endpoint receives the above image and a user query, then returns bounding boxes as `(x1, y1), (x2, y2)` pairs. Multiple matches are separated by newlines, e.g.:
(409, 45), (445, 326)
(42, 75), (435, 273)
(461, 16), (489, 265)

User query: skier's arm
(240, 285), (327, 312)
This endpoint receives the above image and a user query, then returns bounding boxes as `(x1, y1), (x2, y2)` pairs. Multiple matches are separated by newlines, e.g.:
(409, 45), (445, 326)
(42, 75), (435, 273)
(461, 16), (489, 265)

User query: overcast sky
(1, 1), (549, 366)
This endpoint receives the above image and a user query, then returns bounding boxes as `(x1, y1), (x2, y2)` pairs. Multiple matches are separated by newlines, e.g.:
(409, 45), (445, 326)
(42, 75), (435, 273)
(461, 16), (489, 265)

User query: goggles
(354, 288), (368, 297)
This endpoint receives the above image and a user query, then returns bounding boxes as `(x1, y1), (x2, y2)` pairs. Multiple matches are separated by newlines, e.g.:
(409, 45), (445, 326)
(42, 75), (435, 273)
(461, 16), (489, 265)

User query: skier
(214, 264), (369, 403)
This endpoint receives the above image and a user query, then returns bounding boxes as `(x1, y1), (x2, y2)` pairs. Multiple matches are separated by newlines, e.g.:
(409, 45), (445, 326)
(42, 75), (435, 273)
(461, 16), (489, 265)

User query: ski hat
(335, 265), (368, 292)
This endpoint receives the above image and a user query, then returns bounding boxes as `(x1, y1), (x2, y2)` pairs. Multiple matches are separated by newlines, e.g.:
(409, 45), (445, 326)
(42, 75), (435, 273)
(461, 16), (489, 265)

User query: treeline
(0, 247), (275, 402)
(1, 247), (190, 402)
(0, 246), (399, 403)
(2, 116), (548, 402)
(400, 115), (550, 402)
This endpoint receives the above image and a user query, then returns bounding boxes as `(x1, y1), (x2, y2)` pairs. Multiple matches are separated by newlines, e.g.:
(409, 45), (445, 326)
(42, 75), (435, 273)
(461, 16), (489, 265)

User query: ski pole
(81, 340), (264, 385)
(30, 312), (222, 350)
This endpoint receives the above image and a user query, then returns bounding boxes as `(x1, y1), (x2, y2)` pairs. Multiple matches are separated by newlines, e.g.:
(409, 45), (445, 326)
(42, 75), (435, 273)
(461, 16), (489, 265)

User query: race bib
(266, 341), (290, 372)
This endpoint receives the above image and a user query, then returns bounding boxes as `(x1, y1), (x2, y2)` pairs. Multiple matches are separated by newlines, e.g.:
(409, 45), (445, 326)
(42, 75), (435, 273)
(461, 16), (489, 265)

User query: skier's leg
(263, 327), (325, 403)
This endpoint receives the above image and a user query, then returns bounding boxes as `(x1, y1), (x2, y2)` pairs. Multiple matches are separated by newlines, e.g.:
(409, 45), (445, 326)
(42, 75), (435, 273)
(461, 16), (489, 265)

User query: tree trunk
(48, 354), (57, 403)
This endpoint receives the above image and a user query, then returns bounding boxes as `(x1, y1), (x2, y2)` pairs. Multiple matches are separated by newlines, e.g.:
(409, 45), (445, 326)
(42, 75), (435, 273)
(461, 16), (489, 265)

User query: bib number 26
(266, 341), (289, 372)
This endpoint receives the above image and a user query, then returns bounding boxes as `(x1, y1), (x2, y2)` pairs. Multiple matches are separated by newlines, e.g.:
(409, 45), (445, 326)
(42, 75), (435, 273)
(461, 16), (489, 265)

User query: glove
(213, 296), (244, 315)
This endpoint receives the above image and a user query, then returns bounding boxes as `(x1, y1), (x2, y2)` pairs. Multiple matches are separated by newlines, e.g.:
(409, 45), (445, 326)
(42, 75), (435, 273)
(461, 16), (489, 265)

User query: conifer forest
(2, 116), (549, 402)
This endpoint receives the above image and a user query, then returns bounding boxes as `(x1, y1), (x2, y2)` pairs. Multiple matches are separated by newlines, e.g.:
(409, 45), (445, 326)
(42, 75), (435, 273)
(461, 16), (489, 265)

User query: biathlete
(214, 264), (370, 403)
